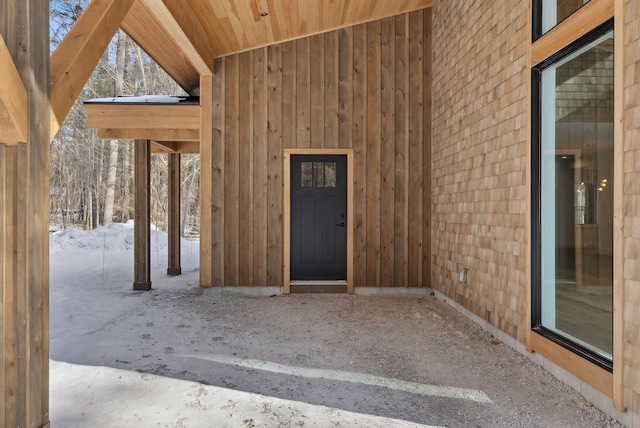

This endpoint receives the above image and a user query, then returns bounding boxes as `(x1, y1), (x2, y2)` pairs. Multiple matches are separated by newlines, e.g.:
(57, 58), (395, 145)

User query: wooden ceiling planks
(121, 0), (433, 92)
(146, 0), (215, 74)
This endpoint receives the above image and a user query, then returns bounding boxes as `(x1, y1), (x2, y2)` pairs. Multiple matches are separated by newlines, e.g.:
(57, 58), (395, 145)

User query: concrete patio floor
(49, 270), (623, 427)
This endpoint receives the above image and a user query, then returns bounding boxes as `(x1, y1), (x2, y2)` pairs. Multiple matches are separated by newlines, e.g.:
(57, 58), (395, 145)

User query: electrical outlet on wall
(459, 268), (468, 283)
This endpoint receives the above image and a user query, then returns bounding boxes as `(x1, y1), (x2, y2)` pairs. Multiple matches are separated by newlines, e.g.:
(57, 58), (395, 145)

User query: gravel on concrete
(50, 273), (624, 427)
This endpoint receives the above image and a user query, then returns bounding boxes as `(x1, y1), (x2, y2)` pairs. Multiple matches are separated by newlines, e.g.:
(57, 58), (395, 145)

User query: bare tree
(49, 3), (200, 233)
(103, 29), (128, 224)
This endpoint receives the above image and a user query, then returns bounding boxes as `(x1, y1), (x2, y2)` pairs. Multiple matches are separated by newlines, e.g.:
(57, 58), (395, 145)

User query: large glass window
(533, 24), (614, 367)
(537, 0), (591, 37)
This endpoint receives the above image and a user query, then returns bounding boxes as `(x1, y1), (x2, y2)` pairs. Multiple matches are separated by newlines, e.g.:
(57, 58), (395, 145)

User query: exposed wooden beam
(140, 0), (215, 76)
(50, 0), (135, 141)
(150, 141), (200, 154)
(86, 103), (201, 151)
(85, 104), (200, 130)
(0, 35), (27, 145)
(99, 128), (199, 142)
(121, 1), (201, 93)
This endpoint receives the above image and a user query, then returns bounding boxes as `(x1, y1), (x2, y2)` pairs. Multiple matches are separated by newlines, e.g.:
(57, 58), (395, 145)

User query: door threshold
(289, 280), (347, 293)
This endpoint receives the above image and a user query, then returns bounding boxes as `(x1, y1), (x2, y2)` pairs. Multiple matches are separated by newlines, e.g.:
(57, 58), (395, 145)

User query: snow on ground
(49, 222), (437, 427)
(49, 221), (201, 344)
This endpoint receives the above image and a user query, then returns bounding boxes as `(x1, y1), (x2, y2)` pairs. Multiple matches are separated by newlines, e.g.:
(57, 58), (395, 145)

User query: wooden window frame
(283, 148), (354, 295)
(531, 0), (614, 66)
(527, 0), (625, 411)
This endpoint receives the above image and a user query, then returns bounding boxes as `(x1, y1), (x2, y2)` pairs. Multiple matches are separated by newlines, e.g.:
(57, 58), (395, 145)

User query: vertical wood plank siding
(210, 9), (431, 287)
(431, 0), (529, 341)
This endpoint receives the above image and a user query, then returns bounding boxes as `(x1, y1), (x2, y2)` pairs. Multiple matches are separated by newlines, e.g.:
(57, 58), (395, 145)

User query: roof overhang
(77, 1), (434, 147)
(84, 96), (201, 153)
(121, 0), (434, 94)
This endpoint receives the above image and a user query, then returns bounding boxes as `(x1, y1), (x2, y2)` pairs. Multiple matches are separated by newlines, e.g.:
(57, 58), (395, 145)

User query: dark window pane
(301, 162), (314, 187)
(301, 161), (337, 188)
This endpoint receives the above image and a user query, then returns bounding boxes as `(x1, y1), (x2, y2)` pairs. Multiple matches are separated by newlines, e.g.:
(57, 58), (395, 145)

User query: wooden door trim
(284, 149), (354, 294)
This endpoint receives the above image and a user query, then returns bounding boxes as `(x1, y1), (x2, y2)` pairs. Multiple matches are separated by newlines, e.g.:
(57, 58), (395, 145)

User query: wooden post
(133, 139), (152, 290)
(167, 153), (182, 275)
(199, 73), (215, 287)
(0, 0), (50, 426)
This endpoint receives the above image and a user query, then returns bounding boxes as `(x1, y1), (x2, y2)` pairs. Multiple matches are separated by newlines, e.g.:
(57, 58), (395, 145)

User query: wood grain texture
(0, 35), (27, 144)
(416, 10), (428, 287)
(310, 34), (324, 148)
(150, 141), (200, 154)
(210, 12), (431, 288)
(366, 20), (382, 286)
(0, 144), (5, 425)
(394, 14), (409, 287)
(199, 74), (213, 286)
(14, 145), (27, 428)
(282, 151), (291, 293)
(50, 0), (135, 140)
(296, 38), (310, 148)
(224, 54), (240, 286)
(101, 128), (200, 143)
(209, 67), (225, 286)
(612, 0), (624, 412)
(267, 44), (284, 286)
(530, 333), (613, 396)
(167, 154), (182, 275)
(123, 0), (432, 94)
(380, 17), (395, 286)
(85, 104), (200, 130)
(122, 0), (200, 92)
(133, 140), (151, 291)
(531, 0), (614, 66)
(431, 0), (528, 340)
(325, 31), (340, 149)
(620, 0), (640, 414)
(1, 1), (50, 425)
(253, 48), (269, 285)
(351, 24), (367, 286)
(238, 51), (254, 285)
(338, 28), (353, 150)
(144, 0), (215, 74)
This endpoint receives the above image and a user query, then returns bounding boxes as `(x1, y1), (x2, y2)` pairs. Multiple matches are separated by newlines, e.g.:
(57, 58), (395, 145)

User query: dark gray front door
(291, 155), (347, 281)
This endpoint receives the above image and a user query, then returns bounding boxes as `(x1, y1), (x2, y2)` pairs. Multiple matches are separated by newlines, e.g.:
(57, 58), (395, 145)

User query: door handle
(336, 222), (345, 227)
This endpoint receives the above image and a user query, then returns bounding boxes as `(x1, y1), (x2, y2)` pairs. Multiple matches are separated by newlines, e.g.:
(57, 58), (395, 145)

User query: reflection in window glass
(538, 31), (613, 360)
(541, 0), (590, 34)
(301, 162), (336, 188)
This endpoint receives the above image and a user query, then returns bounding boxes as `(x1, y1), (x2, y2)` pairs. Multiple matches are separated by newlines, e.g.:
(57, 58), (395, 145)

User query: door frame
(284, 148), (354, 294)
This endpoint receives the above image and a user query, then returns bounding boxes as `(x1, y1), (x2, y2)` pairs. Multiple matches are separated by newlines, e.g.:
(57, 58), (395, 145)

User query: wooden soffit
(85, 97), (200, 153)
(122, 0), (434, 94)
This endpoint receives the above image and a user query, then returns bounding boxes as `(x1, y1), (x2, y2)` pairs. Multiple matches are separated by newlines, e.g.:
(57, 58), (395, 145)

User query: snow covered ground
(49, 222), (438, 427)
